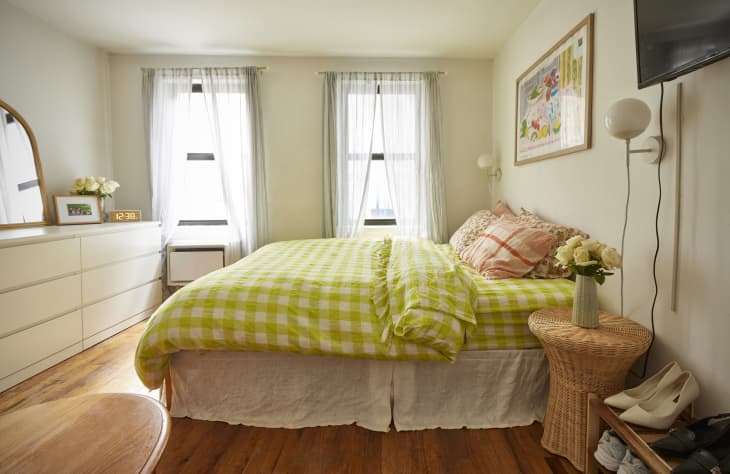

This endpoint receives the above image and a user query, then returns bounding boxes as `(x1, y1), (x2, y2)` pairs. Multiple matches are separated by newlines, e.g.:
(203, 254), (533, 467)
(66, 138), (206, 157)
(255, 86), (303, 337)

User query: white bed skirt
(392, 349), (549, 430)
(170, 351), (393, 432)
(168, 349), (548, 432)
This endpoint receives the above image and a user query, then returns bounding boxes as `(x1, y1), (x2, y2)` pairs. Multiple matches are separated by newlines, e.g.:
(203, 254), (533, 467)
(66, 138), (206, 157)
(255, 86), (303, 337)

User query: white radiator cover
(167, 244), (225, 285)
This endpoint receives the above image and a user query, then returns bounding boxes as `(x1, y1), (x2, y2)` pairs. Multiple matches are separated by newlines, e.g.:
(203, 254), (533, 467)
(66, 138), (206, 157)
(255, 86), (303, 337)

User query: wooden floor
(0, 322), (579, 474)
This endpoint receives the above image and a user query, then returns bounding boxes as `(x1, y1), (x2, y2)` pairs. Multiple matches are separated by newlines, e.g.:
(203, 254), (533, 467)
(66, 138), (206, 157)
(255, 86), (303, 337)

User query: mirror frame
(0, 99), (51, 229)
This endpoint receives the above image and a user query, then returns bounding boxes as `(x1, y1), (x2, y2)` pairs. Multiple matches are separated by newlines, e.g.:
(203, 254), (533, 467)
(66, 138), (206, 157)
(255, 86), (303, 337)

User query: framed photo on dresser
(54, 195), (102, 225)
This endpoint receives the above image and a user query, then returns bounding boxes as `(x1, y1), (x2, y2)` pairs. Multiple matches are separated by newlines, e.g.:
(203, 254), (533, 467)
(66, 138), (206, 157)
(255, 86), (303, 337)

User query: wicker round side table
(529, 308), (652, 471)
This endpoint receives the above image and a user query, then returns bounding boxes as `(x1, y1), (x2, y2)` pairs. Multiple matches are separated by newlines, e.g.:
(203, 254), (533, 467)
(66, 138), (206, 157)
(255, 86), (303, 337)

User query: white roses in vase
(71, 176), (120, 198)
(556, 236), (622, 284)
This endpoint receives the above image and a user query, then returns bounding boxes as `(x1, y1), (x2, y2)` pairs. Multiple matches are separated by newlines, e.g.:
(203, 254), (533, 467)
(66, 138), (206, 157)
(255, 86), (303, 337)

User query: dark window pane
(178, 219), (228, 226)
(187, 153), (215, 161)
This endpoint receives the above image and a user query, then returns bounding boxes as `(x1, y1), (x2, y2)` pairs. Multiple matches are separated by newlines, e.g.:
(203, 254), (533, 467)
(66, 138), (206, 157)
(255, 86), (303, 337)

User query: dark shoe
(672, 429), (730, 474)
(671, 449), (730, 473)
(651, 413), (730, 457)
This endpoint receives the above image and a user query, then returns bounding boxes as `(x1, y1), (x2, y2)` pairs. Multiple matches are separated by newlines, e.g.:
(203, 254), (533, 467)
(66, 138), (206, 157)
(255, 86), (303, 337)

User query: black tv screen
(634, 0), (730, 89)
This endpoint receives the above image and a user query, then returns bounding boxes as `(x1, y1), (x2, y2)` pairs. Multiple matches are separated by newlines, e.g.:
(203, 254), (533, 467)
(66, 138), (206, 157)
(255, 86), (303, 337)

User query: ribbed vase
(572, 274), (599, 328)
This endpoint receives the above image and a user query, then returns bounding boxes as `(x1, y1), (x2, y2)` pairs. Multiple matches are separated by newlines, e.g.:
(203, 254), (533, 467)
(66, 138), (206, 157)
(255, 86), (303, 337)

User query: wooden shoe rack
(585, 393), (692, 473)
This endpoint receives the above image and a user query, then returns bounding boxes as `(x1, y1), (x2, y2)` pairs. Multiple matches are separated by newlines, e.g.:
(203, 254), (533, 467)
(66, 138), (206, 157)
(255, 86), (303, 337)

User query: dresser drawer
(80, 226), (161, 269)
(0, 311), (82, 380)
(0, 274), (82, 338)
(82, 281), (161, 339)
(0, 239), (80, 291)
(82, 253), (161, 304)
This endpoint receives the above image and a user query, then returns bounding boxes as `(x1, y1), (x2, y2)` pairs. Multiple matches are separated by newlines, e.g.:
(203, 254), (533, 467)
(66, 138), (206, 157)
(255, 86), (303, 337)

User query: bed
(135, 237), (573, 431)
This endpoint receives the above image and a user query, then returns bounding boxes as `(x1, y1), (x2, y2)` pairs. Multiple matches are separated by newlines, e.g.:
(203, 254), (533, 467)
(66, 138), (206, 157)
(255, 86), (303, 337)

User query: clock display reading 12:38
(109, 210), (141, 222)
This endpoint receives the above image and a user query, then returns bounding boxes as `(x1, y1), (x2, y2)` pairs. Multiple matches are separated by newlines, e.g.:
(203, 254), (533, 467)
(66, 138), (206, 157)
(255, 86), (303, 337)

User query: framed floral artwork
(515, 14), (593, 165)
(53, 195), (102, 225)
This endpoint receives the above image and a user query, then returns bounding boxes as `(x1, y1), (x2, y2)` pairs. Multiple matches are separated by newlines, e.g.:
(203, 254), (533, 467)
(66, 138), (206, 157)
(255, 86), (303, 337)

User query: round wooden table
(0, 393), (170, 474)
(529, 308), (652, 471)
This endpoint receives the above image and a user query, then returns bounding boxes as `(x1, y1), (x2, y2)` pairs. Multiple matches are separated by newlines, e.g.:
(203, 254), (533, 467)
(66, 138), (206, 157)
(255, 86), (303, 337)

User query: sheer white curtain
(380, 72), (447, 242)
(323, 72), (378, 238)
(201, 67), (269, 260)
(142, 68), (193, 247)
(323, 72), (446, 241)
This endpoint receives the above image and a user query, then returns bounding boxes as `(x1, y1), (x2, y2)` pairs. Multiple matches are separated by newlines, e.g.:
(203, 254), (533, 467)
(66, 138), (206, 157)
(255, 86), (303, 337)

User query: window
(178, 81), (227, 226)
(145, 66), (266, 256)
(362, 89), (396, 227)
(326, 72), (441, 240)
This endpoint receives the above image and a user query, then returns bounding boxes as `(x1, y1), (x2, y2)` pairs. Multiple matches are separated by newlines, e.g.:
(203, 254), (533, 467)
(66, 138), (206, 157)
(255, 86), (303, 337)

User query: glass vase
(572, 274), (599, 328)
(100, 197), (108, 223)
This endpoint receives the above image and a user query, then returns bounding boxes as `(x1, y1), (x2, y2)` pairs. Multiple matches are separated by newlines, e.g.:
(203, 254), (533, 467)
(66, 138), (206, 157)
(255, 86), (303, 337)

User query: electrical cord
(630, 81), (665, 380)
(620, 139), (631, 317)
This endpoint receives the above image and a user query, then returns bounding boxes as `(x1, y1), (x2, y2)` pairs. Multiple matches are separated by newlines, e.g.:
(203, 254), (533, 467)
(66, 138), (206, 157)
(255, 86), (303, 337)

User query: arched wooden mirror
(0, 100), (50, 229)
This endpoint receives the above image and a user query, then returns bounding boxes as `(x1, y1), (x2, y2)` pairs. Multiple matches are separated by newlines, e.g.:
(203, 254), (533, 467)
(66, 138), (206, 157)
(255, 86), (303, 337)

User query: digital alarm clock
(108, 210), (142, 222)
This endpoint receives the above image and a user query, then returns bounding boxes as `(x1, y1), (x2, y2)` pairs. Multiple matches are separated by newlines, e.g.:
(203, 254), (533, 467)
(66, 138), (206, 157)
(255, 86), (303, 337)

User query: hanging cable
(620, 139), (631, 317)
(631, 82), (665, 380)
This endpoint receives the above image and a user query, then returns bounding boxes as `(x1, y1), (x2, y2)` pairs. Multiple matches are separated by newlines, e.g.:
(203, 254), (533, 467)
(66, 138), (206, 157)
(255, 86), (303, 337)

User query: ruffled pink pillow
(449, 210), (499, 254)
(492, 200), (516, 218)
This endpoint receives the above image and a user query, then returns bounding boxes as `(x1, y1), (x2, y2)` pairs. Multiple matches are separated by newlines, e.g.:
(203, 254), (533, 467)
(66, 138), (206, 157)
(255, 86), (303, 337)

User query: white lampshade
(477, 152), (502, 180)
(604, 98), (651, 140)
(476, 153), (495, 169)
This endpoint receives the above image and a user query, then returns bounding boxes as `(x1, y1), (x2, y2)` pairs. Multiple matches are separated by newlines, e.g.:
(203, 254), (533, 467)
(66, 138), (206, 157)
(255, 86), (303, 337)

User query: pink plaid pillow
(517, 209), (589, 279)
(449, 210), (499, 255)
(460, 221), (557, 279)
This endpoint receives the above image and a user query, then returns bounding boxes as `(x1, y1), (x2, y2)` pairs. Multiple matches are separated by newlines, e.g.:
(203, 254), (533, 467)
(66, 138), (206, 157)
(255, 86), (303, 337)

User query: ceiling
(9, 0), (539, 58)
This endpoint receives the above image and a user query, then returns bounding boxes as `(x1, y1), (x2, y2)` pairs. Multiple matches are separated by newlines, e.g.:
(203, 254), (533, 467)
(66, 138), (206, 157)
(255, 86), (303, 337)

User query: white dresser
(0, 222), (162, 392)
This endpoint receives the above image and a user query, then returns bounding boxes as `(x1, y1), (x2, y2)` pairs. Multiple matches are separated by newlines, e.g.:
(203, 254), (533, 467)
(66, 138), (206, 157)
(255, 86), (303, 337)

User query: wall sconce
(477, 153), (502, 180)
(604, 97), (666, 318)
(605, 98), (664, 164)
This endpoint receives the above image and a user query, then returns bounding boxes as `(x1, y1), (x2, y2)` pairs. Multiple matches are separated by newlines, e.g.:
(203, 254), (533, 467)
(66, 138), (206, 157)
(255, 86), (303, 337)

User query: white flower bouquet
(556, 236), (622, 284)
(71, 176), (120, 198)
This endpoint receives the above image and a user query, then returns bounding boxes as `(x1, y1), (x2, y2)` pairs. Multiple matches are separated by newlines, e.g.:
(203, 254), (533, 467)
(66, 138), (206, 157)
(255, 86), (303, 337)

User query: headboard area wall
(491, 0), (730, 416)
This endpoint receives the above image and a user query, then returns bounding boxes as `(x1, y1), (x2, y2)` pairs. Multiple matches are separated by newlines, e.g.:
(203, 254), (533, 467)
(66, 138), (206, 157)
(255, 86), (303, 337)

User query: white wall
(492, 0), (730, 415)
(108, 55), (492, 242)
(0, 1), (112, 215)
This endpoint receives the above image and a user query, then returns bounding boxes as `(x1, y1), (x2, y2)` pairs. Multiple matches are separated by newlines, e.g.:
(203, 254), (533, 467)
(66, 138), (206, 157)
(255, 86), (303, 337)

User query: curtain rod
(139, 66), (269, 72)
(315, 71), (447, 76)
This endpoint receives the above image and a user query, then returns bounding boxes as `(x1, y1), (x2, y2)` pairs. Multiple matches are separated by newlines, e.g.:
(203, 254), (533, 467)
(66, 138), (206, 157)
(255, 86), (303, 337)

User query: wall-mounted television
(634, 0), (730, 89)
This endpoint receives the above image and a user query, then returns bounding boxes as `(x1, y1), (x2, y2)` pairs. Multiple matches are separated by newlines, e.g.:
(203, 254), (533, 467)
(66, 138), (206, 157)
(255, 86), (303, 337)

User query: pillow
(459, 220), (557, 279)
(516, 208), (589, 278)
(449, 210), (499, 254)
(492, 200), (516, 218)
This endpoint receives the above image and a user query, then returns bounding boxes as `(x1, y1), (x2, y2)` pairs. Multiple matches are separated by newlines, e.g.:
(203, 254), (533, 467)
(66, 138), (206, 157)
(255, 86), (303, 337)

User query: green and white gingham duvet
(136, 238), (477, 389)
(372, 238), (477, 358)
(135, 238), (573, 389)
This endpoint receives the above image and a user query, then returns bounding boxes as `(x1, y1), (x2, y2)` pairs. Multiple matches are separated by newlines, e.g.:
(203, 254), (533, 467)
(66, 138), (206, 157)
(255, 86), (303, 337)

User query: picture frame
(53, 195), (102, 225)
(515, 14), (594, 165)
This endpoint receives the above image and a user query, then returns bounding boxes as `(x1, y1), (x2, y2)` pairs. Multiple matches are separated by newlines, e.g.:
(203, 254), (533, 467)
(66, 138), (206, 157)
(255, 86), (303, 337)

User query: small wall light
(605, 97), (667, 318)
(605, 98), (664, 164)
(477, 153), (502, 180)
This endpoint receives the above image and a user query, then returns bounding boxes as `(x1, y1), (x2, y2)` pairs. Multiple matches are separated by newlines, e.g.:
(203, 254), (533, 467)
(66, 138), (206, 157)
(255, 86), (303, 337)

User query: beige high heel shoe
(604, 361), (682, 410)
(619, 371), (699, 430)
